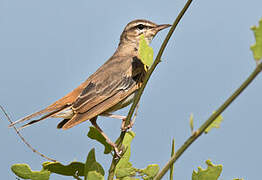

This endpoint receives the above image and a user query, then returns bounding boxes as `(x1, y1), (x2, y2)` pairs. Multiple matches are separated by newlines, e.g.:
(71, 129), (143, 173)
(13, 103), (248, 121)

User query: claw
(114, 147), (122, 159)
(121, 120), (134, 132)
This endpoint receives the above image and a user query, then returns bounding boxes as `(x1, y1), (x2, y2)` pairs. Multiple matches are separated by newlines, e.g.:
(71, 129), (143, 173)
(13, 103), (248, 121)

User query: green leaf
(250, 18), (262, 62)
(85, 148), (96, 172)
(84, 148), (105, 180)
(115, 131), (136, 179)
(87, 126), (112, 154)
(138, 34), (154, 67)
(11, 164), (50, 180)
(117, 177), (140, 180)
(192, 160), (222, 180)
(116, 131), (135, 169)
(141, 164), (160, 179)
(87, 171), (104, 180)
(205, 112), (223, 133)
(42, 161), (85, 176)
(115, 162), (136, 178)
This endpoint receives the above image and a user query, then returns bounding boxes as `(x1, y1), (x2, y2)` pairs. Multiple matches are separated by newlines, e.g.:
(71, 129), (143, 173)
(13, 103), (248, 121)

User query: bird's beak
(155, 24), (172, 32)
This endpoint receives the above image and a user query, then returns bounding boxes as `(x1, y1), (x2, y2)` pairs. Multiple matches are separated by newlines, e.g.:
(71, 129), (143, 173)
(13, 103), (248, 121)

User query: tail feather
(57, 119), (70, 129)
(8, 77), (87, 128)
(9, 104), (70, 128)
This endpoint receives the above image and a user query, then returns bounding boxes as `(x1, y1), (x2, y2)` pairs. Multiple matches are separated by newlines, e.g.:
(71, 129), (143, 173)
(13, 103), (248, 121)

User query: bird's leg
(101, 113), (132, 132)
(120, 117), (135, 132)
(89, 117), (121, 158)
(121, 103), (139, 131)
(102, 103), (139, 132)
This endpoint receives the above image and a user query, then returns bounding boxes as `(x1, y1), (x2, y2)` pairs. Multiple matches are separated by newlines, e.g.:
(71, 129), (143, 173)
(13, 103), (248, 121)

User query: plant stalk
(154, 62), (262, 180)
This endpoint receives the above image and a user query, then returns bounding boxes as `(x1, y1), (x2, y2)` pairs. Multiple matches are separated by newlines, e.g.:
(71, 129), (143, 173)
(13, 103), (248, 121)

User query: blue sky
(1, 0), (262, 179)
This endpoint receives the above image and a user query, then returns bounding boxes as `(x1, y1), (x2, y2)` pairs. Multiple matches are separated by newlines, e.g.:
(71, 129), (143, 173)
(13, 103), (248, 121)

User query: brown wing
(10, 54), (144, 129)
(61, 56), (145, 129)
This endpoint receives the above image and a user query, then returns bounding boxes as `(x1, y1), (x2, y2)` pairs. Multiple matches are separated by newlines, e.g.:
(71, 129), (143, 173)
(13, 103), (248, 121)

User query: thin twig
(170, 138), (175, 180)
(107, 0), (194, 179)
(154, 63), (262, 179)
(0, 105), (57, 162)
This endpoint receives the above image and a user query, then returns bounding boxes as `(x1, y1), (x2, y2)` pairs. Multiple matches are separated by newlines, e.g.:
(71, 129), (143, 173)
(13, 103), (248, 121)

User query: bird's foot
(113, 146), (122, 159)
(121, 119), (134, 132)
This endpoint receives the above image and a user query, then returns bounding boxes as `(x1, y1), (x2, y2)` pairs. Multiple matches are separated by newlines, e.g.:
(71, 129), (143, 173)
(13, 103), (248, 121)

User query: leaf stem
(107, 0), (194, 179)
(154, 63), (262, 179)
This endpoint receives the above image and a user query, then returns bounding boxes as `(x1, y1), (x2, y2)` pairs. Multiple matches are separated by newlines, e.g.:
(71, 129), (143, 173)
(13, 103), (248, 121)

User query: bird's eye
(136, 24), (145, 30)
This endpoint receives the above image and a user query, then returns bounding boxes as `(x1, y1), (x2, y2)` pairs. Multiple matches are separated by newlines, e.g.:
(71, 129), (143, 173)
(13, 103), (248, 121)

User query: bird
(9, 19), (171, 156)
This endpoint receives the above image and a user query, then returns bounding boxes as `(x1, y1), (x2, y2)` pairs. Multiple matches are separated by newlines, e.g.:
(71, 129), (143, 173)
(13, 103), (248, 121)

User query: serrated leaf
(192, 160), (222, 180)
(250, 18), (262, 62)
(205, 112), (223, 133)
(138, 34), (154, 67)
(42, 161), (85, 176)
(11, 164), (50, 180)
(87, 171), (104, 180)
(84, 148), (105, 180)
(141, 164), (160, 179)
(87, 126), (112, 154)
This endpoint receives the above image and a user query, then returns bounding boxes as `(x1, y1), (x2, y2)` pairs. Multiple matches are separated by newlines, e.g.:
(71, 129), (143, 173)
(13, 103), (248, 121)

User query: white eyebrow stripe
(124, 19), (157, 30)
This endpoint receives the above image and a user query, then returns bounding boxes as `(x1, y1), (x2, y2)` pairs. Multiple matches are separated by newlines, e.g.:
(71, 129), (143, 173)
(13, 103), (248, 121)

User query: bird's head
(120, 19), (171, 46)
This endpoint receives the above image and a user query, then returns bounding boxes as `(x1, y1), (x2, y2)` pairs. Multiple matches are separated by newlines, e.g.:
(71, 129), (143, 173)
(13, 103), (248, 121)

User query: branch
(107, 0), (194, 179)
(154, 62), (262, 179)
(0, 105), (57, 162)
